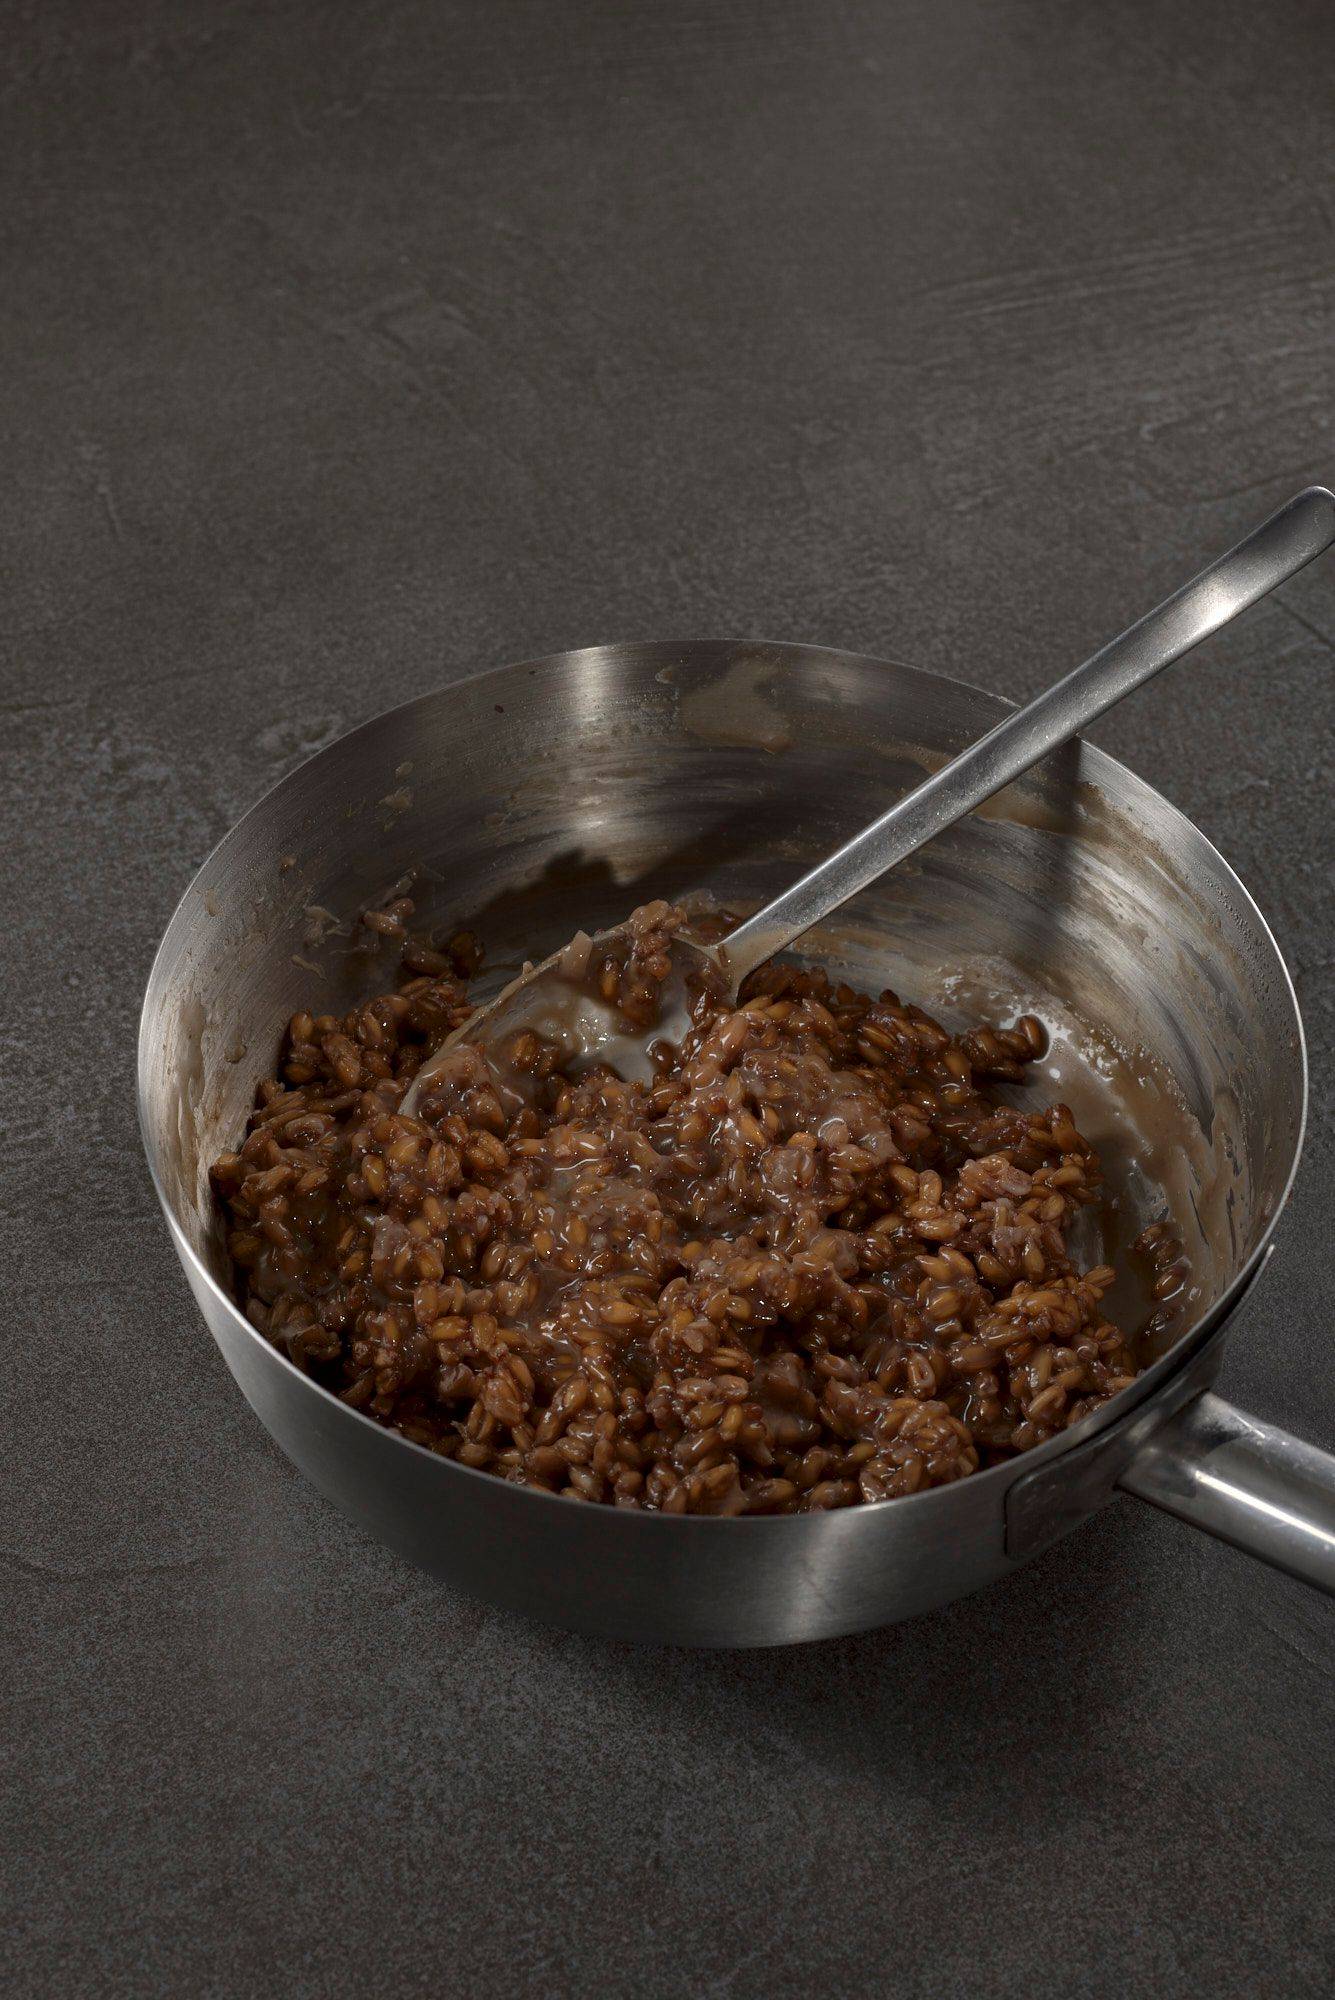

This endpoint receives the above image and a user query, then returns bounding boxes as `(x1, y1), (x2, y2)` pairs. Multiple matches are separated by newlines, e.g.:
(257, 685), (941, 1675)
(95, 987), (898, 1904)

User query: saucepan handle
(1118, 1391), (1335, 1594)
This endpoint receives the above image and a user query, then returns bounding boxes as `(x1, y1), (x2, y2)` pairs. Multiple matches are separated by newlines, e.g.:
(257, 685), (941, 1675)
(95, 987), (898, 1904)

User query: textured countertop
(4, 3), (1334, 1994)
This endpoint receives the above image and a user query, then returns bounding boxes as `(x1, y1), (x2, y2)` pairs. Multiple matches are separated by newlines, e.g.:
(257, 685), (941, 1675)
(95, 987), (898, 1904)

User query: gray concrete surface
(3, 2), (1333, 1994)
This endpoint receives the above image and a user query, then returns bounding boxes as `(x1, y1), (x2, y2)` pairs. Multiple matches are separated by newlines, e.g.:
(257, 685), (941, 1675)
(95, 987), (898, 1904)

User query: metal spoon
(403, 485), (1335, 1110)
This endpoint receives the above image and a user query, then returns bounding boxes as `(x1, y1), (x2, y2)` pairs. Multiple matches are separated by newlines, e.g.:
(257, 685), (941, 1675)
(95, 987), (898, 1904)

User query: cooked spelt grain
(212, 898), (1174, 1514)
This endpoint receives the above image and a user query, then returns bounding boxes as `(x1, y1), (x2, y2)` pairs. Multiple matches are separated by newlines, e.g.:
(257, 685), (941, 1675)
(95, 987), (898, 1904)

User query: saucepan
(138, 638), (1335, 1643)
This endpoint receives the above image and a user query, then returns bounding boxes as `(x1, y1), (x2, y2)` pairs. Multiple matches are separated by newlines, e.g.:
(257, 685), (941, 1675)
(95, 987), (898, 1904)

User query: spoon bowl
(405, 919), (727, 1110)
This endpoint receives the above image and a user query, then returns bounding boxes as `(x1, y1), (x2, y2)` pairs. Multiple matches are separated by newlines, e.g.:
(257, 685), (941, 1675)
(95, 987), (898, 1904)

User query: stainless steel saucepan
(139, 638), (1335, 1644)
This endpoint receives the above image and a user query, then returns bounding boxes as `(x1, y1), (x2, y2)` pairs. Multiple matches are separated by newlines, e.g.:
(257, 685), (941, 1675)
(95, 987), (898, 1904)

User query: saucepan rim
(137, 639), (1310, 1533)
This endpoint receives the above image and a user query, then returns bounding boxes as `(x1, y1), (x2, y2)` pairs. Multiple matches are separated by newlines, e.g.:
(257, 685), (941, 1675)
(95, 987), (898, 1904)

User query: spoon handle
(721, 485), (1335, 983)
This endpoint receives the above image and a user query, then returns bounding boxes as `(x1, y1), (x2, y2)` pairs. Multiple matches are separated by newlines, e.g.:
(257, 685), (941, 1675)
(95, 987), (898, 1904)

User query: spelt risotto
(211, 900), (1183, 1514)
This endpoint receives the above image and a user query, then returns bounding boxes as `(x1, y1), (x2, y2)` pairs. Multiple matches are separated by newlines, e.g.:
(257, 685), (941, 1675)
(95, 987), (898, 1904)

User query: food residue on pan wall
(378, 786), (413, 830)
(302, 904), (348, 948)
(669, 652), (795, 755)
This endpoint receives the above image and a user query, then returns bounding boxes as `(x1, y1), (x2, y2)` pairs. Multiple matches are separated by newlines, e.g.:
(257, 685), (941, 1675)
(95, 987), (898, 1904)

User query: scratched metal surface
(2, 2), (1333, 1995)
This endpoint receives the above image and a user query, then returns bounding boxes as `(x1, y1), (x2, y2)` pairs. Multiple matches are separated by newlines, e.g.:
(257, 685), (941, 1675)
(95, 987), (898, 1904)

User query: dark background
(4, 2), (1333, 1994)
